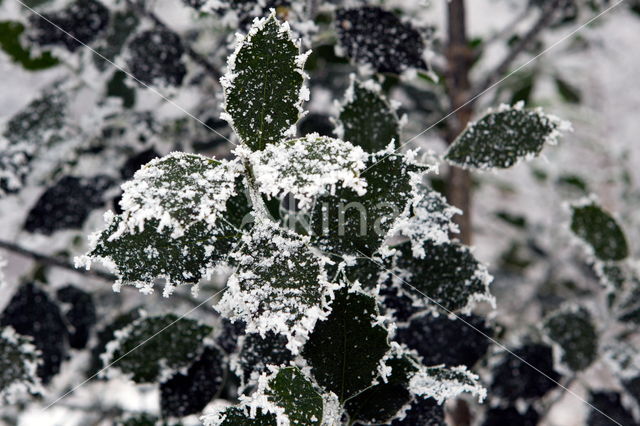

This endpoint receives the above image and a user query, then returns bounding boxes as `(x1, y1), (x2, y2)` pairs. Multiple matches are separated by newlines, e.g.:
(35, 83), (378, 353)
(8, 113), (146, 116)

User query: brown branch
(474, 0), (563, 97)
(125, 0), (223, 82)
(445, 0), (474, 245)
(0, 239), (117, 281)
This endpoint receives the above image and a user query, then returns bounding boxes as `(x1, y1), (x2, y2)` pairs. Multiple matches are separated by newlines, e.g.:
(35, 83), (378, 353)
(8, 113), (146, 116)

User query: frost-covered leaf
(410, 365), (486, 404)
(24, 175), (114, 235)
(206, 407), (276, 426)
(388, 180), (460, 257)
(78, 153), (250, 294)
(88, 309), (141, 377)
(543, 306), (597, 371)
(336, 77), (400, 153)
(392, 240), (494, 313)
(335, 7), (426, 74)
(444, 102), (570, 170)
(490, 343), (560, 401)
(127, 29), (187, 87)
(56, 285), (96, 350)
(221, 13), (308, 151)
(570, 198), (628, 261)
(160, 346), (226, 417)
(0, 327), (42, 404)
(395, 313), (491, 368)
(4, 85), (67, 147)
(28, 0), (110, 52)
(0, 21), (59, 70)
(216, 219), (332, 353)
(310, 152), (427, 256)
(0, 283), (68, 384)
(344, 355), (416, 424)
(391, 397), (445, 426)
(204, 367), (322, 426)
(264, 367), (323, 426)
(250, 134), (367, 209)
(236, 332), (293, 386)
(302, 289), (390, 402)
(103, 314), (212, 383)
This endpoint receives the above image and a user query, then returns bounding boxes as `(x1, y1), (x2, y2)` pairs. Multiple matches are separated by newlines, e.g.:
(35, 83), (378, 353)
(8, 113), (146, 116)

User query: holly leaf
(388, 180), (460, 257)
(310, 152), (427, 257)
(236, 332), (293, 387)
(445, 102), (570, 170)
(395, 312), (491, 368)
(335, 6), (426, 74)
(393, 240), (494, 313)
(265, 367), (323, 426)
(344, 355), (416, 424)
(204, 367), (322, 426)
(251, 134), (367, 209)
(221, 13), (308, 151)
(126, 29), (186, 87)
(570, 199), (628, 261)
(78, 153), (251, 295)
(490, 343), (560, 401)
(337, 77), (400, 153)
(302, 289), (390, 402)
(216, 219), (332, 353)
(24, 175), (114, 235)
(103, 314), (212, 383)
(0, 283), (68, 384)
(28, 0), (110, 52)
(0, 327), (42, 403)
(205, 407), (276, 426)
(160, 346), (227, 417)
(543, 306), (598, 371)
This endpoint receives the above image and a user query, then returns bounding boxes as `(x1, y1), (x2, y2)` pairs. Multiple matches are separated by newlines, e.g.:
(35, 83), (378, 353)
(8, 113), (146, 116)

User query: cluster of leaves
(66, 12), (575, 425)
(4, 0), (638, 425)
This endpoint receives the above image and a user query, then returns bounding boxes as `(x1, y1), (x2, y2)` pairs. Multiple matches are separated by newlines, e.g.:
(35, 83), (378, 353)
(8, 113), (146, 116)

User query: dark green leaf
(0, 21), (59, 70)
(160, 346), (227, 417)
(216, 219), (329, 352)
(345, 356), (416, 424)
(80, 154), (251, 293)
(445, 103), (568, 170)
(265, 367), (323, 425)
(207, 407), (276, 426)
(222, 14), (307, 151)
(310, 153), (422, 256)
(570, 200), (628, 261)
(105, 314), (212, 383)
(302, 289), (390, 402)
(335, 7), (426, 74)
(337, 78), (400, 153)
(544, 306), (597, 371)
(393, 240), (493, 313)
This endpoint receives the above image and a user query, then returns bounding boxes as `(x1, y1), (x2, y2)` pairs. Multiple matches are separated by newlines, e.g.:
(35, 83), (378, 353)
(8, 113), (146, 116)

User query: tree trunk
(446, 0), (475, 246)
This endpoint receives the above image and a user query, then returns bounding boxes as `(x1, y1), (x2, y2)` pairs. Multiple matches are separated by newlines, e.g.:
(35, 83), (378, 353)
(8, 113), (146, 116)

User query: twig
(474, 0), (563, 97)
(0, 239), (116, 281)
(125, 0), (223, 82)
